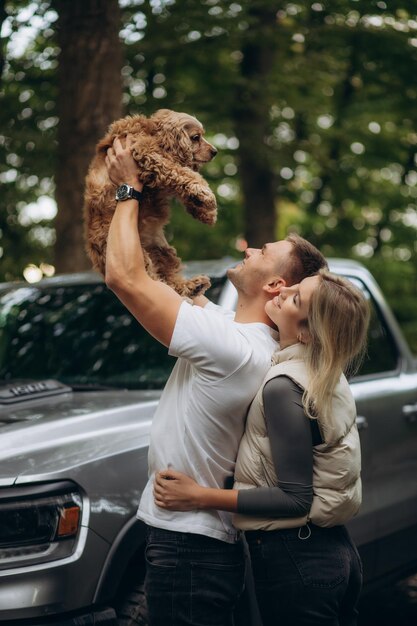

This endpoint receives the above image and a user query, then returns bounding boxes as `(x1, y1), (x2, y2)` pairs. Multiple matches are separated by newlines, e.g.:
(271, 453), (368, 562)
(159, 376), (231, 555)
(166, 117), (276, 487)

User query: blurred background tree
(52, 0), (123, 272)
(1, 0), (417, 349)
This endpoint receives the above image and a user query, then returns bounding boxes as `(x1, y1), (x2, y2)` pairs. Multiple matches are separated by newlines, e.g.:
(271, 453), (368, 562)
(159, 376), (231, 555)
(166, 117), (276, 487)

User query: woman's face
(265, 275), (320, 348)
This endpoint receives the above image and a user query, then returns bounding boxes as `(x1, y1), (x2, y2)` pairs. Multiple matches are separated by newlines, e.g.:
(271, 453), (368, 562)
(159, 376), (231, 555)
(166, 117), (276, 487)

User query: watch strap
(128, 187), (143, 202)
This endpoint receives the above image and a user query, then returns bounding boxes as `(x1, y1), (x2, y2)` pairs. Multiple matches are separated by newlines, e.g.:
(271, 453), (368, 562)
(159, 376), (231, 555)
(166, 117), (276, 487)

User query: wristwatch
(115, 183), (143, 202)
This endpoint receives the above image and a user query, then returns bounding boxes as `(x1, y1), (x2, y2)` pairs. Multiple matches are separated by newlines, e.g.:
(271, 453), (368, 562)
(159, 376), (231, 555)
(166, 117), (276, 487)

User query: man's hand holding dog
(105, 136), (143, 192)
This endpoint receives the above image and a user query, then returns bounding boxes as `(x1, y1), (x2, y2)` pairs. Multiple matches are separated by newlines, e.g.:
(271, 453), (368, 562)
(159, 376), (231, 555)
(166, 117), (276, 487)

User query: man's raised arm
(104, 137), (183, 347)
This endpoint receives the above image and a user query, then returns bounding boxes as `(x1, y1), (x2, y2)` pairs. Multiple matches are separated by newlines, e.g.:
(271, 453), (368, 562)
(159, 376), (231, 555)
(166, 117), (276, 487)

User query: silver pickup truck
(0, 258), (416, 625)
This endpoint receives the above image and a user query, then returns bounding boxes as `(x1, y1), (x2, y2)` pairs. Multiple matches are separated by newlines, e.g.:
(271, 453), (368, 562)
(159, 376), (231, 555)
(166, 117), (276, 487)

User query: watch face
(116, 184), (130, 200)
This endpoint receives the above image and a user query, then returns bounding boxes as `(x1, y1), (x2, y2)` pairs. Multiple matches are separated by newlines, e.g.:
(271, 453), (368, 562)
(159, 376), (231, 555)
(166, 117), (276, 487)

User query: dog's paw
(177, 275), (211, 298)
(188, 203), (217, 225)
(185, 186), (217, 225)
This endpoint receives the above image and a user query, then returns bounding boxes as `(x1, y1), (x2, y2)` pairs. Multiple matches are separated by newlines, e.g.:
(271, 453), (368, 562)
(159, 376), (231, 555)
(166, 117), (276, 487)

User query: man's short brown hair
(282, 234), (328, 285)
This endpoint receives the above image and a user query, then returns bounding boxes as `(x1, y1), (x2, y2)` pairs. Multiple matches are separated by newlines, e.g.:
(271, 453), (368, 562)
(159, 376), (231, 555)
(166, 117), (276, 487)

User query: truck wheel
(117, 581), (149, 626)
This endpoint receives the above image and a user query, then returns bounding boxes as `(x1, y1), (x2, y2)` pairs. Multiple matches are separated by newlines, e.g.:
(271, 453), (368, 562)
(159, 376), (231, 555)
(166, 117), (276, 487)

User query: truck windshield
(0, 278), (226, 390)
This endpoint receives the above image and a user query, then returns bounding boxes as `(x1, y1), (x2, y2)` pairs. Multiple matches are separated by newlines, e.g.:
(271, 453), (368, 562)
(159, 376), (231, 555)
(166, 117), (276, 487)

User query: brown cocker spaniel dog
(84, 109), (218, 297)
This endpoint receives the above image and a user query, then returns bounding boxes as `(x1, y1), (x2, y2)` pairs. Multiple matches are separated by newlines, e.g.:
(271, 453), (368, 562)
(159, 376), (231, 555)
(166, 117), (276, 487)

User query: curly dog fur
(84, 109), (217, 297)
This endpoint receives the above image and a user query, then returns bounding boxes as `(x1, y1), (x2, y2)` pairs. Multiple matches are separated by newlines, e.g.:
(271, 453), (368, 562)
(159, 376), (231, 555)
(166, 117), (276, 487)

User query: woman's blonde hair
(301, 270), (370, 421)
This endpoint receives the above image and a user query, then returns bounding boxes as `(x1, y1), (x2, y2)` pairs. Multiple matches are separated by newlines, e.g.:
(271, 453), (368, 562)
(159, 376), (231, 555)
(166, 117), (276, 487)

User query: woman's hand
(154, 469), (205, 511)
(105, 136), (143, 190)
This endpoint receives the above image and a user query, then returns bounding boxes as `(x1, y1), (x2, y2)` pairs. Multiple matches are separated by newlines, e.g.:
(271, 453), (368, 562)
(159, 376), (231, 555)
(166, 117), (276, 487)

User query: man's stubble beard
(227, 265), (244, 291)
(228, 264), (265, 297)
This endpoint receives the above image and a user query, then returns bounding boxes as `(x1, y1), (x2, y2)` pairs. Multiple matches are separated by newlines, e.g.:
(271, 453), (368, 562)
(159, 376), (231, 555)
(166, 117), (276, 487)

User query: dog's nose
(210, 147), (218, 158)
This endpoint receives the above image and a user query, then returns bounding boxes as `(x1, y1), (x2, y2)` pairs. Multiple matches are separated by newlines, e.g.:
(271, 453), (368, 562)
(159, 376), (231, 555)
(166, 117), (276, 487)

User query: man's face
(227, 240), (294, 295)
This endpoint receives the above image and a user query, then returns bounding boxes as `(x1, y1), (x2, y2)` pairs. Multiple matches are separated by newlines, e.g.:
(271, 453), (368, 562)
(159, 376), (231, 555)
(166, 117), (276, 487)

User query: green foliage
(1, 0), (417, 350)
(1, 0), (57, 281)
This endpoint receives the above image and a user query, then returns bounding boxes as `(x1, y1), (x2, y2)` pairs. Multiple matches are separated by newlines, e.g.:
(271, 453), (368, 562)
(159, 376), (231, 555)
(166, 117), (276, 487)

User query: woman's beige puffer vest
(233, 342), (361, 530)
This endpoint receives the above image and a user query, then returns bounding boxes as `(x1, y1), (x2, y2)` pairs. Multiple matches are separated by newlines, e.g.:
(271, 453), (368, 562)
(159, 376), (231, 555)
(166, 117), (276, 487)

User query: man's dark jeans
(246, 524), (362, 626)
(144, 526), (245, 626)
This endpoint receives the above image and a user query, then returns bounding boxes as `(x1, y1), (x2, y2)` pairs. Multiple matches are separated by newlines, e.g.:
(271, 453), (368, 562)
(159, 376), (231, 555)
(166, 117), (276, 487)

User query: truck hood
(0, 389), (160, 486)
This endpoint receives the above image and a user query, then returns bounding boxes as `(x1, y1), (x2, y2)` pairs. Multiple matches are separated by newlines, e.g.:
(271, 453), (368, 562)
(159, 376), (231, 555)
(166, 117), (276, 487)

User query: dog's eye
(191, 134), (201, 142)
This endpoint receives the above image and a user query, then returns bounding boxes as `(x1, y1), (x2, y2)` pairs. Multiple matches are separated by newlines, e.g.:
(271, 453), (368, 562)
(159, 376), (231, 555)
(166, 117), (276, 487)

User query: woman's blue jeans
(245, 524), (363, 626)
(144, 526), (245, 626)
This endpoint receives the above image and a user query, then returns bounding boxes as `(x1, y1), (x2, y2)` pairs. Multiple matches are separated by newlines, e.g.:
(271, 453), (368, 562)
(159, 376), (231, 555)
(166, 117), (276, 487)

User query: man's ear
(262, 277), (286, 296)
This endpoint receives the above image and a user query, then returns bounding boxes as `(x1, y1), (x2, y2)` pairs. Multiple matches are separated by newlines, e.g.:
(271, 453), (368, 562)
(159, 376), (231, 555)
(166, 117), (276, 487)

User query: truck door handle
(402, 403), (417, 423)
(356, 415), (368, 430)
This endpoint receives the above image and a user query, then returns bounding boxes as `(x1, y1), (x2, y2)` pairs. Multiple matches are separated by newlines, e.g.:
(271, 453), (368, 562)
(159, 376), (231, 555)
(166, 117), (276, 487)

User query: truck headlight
(0, 481), (83, 570)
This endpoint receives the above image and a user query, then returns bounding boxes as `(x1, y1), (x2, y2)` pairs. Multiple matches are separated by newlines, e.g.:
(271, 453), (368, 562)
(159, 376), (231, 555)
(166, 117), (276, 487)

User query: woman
(154, 270), (370, 626)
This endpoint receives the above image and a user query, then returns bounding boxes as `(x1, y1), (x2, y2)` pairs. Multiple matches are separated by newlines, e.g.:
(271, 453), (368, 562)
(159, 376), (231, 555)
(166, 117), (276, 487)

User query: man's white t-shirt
(137, 300), (278, 543)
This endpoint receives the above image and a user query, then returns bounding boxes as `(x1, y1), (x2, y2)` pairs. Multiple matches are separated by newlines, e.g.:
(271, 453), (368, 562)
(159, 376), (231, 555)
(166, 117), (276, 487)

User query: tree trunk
(53, 0), (122, 273)
(0, 0), (8, 79)
(233, 4), (278, 248)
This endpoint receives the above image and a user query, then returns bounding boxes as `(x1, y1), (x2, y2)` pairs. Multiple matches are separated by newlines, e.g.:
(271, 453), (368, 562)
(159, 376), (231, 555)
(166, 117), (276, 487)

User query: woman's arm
(237, 376), (314, 518)
(154, 470), (239, 512)
(154, 376), (316, 517)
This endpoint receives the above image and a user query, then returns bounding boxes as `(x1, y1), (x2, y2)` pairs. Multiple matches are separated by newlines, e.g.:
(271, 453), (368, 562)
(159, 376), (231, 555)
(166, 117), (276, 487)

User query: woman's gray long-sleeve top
(237, 375), (322, 518)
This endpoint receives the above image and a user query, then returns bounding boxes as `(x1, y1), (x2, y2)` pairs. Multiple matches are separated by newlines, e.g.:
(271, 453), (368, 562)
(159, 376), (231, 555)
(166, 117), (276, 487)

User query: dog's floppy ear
(151, 109), (193, 165)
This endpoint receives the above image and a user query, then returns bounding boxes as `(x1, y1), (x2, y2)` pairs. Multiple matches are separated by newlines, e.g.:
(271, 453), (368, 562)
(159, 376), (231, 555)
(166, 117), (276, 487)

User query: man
(104, 134), (327, 626)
